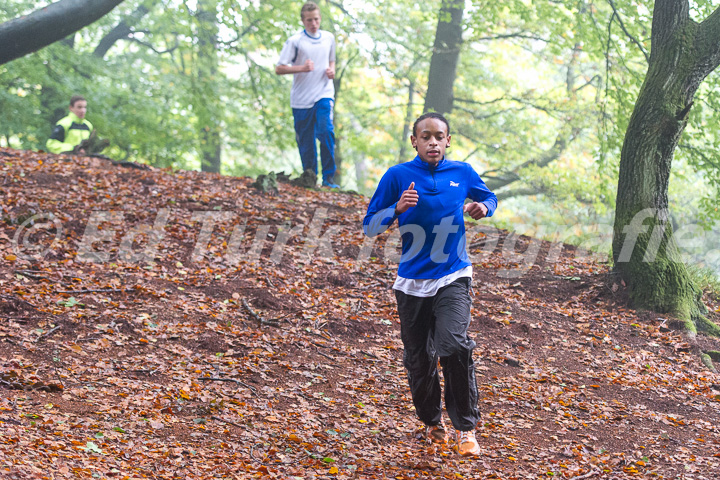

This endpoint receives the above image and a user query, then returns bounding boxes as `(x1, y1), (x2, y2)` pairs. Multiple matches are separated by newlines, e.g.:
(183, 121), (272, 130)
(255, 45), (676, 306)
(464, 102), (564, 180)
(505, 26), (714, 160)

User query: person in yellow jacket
(46, 95), (107, 154)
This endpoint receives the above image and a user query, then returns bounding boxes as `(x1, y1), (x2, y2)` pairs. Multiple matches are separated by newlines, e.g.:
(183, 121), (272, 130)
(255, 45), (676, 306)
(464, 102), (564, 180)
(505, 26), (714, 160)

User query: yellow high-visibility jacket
(46, 112), (93, 154)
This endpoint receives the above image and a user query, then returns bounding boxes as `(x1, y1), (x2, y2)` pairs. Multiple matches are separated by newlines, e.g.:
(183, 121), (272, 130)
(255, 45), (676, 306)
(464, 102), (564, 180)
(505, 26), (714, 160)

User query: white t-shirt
(277, 29), (336, 109)
(393, 266), (473, 297)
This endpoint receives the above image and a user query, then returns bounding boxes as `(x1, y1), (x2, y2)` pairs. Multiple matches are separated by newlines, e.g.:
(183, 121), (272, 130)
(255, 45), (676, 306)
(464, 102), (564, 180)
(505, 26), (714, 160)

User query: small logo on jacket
(450, 181), (460, 187)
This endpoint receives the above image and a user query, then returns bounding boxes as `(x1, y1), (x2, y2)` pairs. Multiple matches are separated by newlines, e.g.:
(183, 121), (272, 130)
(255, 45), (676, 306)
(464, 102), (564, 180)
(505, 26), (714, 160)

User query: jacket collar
(412, 155), (447, 170)
(68, 111), (84, 124)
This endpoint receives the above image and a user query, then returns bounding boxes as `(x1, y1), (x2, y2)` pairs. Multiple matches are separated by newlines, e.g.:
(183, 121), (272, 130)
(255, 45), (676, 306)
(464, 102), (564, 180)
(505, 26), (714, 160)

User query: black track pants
(395, 277), (480, 431)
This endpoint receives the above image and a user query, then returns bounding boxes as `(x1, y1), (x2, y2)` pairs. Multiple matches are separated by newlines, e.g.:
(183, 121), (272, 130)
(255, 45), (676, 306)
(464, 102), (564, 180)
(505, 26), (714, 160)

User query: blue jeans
(292, 98), (336, 181)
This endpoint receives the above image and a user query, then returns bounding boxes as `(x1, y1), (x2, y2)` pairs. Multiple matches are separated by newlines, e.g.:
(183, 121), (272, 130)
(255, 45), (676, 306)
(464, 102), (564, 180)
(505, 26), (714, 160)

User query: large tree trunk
(195, 0), (222, 174)
(424, 0), (464, 114)
(0, 0), (126, 65)
(612, 0), (720, 334)
(331, 46), (359, 186)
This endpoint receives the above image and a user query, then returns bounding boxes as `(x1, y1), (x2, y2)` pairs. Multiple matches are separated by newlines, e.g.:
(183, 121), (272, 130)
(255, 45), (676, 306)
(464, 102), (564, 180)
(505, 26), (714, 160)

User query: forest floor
(1, 147), (720, 480)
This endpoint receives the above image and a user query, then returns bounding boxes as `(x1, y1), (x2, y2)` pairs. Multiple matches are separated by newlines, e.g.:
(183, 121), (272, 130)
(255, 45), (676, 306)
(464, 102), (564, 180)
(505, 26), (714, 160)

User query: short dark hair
(301, 2), (319, 19)
(412, 112), (450, 137)
(69, 95), (86, 107)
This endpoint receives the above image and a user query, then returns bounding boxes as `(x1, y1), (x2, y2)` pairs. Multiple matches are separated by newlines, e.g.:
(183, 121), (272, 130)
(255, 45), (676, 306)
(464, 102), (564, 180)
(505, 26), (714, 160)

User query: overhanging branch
(469, 32), (550, 43)
(481, 127), (576, 191)
(498, 187), (544, 200)
(125, 36), (178, 55)
(0, 0), (127, 65)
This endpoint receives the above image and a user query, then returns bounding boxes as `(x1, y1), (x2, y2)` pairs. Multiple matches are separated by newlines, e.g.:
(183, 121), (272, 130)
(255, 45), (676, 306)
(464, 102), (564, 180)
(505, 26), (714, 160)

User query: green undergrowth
(688, 264), (720, 300)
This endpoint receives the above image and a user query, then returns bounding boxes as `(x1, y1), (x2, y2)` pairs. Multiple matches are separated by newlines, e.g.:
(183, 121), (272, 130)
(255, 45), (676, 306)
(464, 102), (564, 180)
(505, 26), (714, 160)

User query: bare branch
(242, 299), (280, 327)
(574, 74), (602, 93)
(217, 18), (261, 47)
(325, 0), (353, 18)
(94, 3), (151, 58)
(470, 32), (550, 43)
(199, 377), (257, 393)
(481, 128), (577, 192)
(498, 187), (545, 200)
(56, 288), (134, 294)
(606, 0), (649, 62)
(678, 143), (720, 170)
(454, 96), (507, 107)
(125, 36), (179, 55)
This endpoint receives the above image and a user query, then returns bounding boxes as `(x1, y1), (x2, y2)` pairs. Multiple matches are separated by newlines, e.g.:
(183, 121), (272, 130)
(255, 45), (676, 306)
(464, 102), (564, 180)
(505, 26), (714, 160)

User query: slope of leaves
(1, 147), (720, 479)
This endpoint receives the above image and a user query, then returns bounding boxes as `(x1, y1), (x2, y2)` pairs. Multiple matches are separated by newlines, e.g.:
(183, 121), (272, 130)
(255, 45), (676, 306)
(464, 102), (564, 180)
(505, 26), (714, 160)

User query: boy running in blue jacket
(363, 112), (497, 457)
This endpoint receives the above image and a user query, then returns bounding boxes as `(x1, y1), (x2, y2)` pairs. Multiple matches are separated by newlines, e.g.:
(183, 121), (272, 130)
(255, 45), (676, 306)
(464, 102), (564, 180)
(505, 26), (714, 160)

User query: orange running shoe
(456, 430), (481, 457)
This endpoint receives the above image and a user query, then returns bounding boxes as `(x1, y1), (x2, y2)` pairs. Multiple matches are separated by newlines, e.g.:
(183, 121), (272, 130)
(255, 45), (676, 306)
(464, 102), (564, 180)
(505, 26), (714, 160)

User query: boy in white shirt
(276, 2), (338, 188)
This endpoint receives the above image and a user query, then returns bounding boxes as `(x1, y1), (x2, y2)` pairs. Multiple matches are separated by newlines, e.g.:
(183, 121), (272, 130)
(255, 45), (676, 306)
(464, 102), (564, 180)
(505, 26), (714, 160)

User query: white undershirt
(392, 266), (472, 297)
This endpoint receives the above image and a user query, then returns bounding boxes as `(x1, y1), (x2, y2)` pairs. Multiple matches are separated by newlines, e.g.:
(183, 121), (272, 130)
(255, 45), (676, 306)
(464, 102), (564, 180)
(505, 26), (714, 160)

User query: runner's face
(302, 10), (321, 35)
(69, 100), (87, 119)
(411, 118), (450, 166)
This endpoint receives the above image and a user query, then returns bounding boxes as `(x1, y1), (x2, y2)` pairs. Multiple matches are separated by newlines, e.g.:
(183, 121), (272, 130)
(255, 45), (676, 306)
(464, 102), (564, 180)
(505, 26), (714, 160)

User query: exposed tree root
(674, 309), (720, 372)
(695, 315), (720, 337)
(705, 350), (720, 362)
(700, 353), (717, 373)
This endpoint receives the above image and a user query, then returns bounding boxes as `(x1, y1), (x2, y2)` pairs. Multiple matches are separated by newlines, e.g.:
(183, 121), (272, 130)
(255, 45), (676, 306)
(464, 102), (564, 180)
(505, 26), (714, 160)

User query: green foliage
(688, 264), (720, 299)
(1, 0), (720, 263)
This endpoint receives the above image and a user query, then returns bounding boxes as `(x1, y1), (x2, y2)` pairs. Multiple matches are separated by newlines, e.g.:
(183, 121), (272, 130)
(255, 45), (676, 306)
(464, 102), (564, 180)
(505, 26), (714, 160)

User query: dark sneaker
(322, 179), (339, 189)
(426, 420), (448, 444)
(456, 430), (480, 457)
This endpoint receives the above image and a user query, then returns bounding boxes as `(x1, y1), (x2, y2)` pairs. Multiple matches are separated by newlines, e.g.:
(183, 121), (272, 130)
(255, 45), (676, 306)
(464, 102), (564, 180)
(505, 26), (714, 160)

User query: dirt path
(1, 147), (719, 479)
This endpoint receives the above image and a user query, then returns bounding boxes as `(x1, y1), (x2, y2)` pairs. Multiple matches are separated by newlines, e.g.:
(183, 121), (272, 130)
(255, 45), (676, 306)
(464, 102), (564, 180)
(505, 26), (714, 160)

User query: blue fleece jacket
(363, 156), (497, 279)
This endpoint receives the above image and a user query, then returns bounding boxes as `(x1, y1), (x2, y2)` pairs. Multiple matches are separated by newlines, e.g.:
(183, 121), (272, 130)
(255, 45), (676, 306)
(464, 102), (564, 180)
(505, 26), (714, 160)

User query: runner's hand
(463, 202), (488, 220)
(395, 182), (418, 215)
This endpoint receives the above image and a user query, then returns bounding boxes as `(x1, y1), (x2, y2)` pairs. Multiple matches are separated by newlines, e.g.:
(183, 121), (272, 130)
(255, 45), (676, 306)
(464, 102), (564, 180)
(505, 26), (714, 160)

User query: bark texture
(612, 0), (720, 334)
(424, 0), (464, 114)
(0, 0), (126, 65)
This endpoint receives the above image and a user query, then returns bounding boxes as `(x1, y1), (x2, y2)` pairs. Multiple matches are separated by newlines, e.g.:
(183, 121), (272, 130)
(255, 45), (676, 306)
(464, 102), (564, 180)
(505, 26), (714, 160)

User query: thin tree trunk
(196, 0), (222, 173)
(398, 80), (415, 164)
(424, 0), (464, 114)
(333, 62), (343, 185)
(612, 0), (720, 334)
(0, 0), (126, 65)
